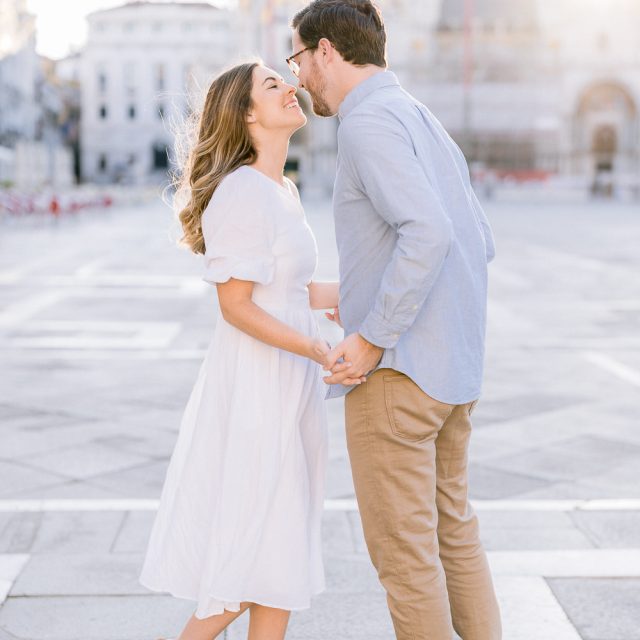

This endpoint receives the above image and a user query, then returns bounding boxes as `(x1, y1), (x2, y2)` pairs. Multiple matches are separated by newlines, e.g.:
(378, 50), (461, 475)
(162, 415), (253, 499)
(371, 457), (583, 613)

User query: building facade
(419, 0), (640, 192)
(80, 1), (234, 184)
(78, 0), (640, 194)
(0, 0), (74, 189)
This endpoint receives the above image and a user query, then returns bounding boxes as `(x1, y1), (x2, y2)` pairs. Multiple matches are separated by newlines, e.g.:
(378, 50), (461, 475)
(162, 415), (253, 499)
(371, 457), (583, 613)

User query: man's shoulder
(338, 89), (415, 144)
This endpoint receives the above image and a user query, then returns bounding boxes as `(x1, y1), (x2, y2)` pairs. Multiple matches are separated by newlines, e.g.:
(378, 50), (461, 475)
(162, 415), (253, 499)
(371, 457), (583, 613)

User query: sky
(26, 0), (235, 59)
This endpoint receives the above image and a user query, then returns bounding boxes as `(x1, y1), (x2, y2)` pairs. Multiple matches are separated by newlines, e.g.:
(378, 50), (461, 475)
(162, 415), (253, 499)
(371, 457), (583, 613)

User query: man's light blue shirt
(326, 70), (495, 405)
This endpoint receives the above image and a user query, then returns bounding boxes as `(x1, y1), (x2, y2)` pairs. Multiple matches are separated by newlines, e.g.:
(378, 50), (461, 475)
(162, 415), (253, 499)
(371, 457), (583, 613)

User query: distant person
(288, 1), (502, 638)
(139, 61), (358, 640)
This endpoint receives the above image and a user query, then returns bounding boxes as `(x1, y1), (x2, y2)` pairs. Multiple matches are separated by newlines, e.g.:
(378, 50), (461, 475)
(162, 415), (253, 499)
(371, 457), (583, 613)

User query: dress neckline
(240, 165), (296, 198)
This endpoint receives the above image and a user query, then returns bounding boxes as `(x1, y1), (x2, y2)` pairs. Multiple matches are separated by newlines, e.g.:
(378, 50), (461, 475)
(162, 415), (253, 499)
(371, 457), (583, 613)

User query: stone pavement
(0, 193), (639, 639)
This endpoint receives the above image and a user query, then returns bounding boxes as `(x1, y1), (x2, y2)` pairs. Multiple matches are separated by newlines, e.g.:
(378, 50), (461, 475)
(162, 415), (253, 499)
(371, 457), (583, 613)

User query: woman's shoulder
(203, 166), (272, 226)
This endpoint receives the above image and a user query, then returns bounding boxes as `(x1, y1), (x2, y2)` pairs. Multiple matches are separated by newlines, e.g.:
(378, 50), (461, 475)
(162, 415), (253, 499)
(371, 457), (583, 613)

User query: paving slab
(548, 578), (640, 640)
(22, 443), (153, 481)
(0, 594), (194, 640)
(111, 511), (157, 554)
(226, 591), (395, 640)
(468, 463), (554, 499)
(569, 510), (640, 548)
(10, 553), (146, 596)
(0, 513), (42, 554)
(480, 526), (594, 551)
(0, 462), (68, 499)
(28, 511), (125, 554)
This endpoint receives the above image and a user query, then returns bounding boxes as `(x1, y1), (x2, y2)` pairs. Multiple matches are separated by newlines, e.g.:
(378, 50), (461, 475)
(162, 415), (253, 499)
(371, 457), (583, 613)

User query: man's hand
(322, 333), (384, 386)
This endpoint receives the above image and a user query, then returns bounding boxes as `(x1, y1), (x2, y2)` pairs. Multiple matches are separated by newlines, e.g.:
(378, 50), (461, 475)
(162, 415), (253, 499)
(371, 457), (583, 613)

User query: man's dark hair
(291, 0), (387, 68)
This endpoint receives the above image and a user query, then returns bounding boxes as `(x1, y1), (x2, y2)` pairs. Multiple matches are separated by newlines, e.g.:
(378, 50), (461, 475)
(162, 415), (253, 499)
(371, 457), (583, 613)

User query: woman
(139, 61), (361, 640)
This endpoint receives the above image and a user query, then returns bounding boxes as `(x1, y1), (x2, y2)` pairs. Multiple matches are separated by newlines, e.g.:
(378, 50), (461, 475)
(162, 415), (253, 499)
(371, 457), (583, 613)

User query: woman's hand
(308, 337), (331, 366)
(324, 306), (342, 328)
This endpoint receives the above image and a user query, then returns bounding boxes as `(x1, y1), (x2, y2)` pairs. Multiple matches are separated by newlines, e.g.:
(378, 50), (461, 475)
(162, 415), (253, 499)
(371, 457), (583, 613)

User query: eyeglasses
(286, 46), (313, 77)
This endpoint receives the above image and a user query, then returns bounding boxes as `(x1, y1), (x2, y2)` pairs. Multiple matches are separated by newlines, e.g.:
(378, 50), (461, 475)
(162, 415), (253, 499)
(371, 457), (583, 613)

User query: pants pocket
(383, 373), (453, 442)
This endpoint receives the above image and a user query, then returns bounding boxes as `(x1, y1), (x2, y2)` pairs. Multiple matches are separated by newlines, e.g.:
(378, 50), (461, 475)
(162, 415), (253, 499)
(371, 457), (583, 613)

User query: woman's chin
(290, 112), (307, 131)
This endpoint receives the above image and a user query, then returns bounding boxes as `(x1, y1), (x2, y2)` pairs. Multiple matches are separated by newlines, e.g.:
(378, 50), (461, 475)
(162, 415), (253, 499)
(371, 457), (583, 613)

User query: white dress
(139, 165), (328, 619)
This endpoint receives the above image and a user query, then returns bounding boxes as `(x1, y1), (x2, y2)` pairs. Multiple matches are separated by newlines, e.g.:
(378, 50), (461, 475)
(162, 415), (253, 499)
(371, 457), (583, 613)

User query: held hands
(322, 333), (384, 386)
(308, 337), (365, 385)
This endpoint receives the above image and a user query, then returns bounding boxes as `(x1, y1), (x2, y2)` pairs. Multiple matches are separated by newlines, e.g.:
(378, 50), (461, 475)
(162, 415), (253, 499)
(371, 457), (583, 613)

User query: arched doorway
(573, 82), (638, 195)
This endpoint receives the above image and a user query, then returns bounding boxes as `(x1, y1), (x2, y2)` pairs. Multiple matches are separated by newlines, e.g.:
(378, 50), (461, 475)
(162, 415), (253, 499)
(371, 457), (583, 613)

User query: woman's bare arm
(217, 278), (325, 362)
(217, 279), (361, 384)
(308, 281), (339, 310)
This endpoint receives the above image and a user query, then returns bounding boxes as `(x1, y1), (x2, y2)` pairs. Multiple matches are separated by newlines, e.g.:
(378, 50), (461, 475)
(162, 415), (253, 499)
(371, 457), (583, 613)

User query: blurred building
(0, 0), (38, 146)
(43, 53), (82, 183)
(80, 1), (234, 184)
(0, 0), (73, 189)
(0, 0), (38, 184)
(75, 0), (640, 194)
(414, 0), (640, 194)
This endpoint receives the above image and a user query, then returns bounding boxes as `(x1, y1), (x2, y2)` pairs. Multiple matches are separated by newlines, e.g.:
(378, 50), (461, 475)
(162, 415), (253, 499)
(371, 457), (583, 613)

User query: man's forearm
(358, 225), (452, 349)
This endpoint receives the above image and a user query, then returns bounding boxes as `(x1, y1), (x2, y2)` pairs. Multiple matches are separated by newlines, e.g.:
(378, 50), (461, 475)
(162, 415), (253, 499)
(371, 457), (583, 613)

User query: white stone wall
(80, 2), (234, 184)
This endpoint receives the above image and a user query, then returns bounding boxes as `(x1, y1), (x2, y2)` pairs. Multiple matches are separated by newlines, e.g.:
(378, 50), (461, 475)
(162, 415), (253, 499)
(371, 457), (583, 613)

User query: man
(288, 1), (501, 639)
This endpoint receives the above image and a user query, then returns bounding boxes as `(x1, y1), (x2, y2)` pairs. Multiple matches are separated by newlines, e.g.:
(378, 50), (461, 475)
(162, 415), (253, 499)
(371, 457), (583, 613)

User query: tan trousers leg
(345, 369), (501, 640)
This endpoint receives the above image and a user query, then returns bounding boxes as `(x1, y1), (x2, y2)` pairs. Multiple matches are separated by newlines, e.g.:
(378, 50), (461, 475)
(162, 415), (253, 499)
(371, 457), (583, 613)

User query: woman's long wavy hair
(175, 61), (259, 255)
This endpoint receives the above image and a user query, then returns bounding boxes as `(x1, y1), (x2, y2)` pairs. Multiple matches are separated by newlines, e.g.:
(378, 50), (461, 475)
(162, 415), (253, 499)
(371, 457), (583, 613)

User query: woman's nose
(286, 83), (297, 95)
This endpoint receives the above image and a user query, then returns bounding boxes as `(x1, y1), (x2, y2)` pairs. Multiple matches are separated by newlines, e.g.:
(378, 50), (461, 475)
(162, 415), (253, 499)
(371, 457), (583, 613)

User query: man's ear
(317, 37), (335, 63)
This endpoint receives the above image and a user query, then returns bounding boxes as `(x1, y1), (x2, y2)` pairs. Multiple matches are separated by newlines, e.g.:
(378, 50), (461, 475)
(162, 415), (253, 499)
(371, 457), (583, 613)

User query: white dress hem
(139, 577), (326, 619)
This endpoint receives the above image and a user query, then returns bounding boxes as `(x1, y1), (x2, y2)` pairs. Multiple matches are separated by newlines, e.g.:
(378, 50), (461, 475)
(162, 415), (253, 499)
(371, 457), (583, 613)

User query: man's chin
(311, 101), (335, 118)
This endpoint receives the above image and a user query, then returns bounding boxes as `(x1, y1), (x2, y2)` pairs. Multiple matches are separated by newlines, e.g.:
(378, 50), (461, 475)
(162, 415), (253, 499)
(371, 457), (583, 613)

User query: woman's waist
(251, 289), (311, 311)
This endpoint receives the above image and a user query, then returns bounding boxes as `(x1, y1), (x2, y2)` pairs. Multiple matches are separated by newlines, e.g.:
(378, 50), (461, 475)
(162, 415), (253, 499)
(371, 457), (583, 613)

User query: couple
(139, 1), (501, 639)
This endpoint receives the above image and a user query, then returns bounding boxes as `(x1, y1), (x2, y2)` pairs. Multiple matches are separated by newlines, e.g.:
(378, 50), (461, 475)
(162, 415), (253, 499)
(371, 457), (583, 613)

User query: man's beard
(305, 62), (333, 117)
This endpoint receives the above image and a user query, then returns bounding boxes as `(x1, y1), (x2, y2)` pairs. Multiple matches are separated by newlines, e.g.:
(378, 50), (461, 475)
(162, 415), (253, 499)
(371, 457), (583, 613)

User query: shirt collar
(338, 70), (400, 120)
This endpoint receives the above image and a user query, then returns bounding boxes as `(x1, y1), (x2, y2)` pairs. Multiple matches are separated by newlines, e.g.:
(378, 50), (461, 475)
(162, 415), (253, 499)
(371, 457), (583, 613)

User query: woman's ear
(246, 110), (257, 124)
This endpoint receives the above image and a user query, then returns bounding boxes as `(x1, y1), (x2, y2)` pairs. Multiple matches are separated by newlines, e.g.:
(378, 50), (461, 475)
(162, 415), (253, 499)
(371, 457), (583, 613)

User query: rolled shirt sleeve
(338, 116), (454, 349)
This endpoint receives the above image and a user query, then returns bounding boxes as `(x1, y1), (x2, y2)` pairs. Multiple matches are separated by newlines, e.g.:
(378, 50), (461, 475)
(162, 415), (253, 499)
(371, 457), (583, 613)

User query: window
(98, 154), (108, 172)
(97, 69), (107, 93)
(128, 104), (136, 119)
(153, 144), (169, 170)
(154, 63), (166, 92)
(99, 104), (108, 119)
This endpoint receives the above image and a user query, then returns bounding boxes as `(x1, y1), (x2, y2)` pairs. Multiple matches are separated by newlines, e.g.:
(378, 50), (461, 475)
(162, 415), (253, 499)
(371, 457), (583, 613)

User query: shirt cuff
(358, 309), (401, 349)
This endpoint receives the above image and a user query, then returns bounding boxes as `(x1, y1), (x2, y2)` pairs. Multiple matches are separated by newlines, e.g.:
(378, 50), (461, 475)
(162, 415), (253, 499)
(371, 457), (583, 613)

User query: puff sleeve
(201, 178), (276, 286)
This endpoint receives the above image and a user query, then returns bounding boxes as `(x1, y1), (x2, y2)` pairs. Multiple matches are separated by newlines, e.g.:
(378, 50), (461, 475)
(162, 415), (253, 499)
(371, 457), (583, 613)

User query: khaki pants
(345, 368), (502, 640)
